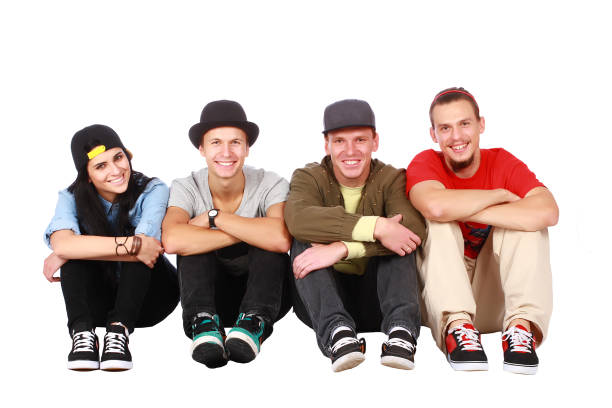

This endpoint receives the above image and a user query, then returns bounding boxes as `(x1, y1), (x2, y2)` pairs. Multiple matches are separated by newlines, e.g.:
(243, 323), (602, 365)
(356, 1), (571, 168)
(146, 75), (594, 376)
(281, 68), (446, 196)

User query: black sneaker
(445, 323), (488, 371)
(381, 329), (416, 370)
(502, 325), (539, 375)
(191, 313), (228, 368)
(67, 329), (99, 371)
(100, 324), (132, 371)
(225, 313), (265, 363)
(329, 327), (366, 372)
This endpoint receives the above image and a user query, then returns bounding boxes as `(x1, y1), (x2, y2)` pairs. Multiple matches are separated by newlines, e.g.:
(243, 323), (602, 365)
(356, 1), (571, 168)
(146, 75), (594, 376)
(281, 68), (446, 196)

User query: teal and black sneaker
(225, 313), (266, 363)
(191, 312), (228, 368)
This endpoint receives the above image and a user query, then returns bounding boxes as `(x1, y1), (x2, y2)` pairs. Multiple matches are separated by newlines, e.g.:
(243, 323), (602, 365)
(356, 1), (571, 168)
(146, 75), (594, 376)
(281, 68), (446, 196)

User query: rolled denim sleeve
(44, 189), (81, 248)
(134, 179), (169, 240)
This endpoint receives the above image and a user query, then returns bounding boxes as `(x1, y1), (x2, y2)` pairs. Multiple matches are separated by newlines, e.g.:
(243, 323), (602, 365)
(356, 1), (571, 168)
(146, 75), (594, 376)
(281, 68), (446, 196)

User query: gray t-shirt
(168, 165), (289, 219)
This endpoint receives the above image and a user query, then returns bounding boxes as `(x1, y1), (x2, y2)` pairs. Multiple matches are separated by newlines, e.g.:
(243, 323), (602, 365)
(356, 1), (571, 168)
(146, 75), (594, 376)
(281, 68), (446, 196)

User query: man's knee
(177, 252), (216, 273)
(248, 245), (289, 263)
(426, 220), (463, 242)
(290, 239), (312, 261)
(379, 252), (417, 268)
(492, 227), (550, 254)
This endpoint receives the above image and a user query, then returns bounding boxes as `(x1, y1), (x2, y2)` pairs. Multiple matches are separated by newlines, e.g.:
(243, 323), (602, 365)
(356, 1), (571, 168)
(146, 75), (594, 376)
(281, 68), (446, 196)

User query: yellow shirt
(332, 184), (379, 275)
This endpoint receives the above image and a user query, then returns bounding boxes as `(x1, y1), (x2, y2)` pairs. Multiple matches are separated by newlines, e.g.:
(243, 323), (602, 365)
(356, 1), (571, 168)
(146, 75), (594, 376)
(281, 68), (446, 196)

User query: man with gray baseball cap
(285, 99), (426, 372)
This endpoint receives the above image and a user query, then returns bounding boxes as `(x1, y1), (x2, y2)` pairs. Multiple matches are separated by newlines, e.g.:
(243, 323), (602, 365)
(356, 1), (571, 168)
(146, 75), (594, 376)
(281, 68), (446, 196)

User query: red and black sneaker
(445, 323), (488, 371)
(502, 325), (538, 375)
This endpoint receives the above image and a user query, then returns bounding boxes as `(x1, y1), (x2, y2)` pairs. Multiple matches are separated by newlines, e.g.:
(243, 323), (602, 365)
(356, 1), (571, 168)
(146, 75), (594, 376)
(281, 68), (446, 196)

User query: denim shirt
(44, 178), (169, 248)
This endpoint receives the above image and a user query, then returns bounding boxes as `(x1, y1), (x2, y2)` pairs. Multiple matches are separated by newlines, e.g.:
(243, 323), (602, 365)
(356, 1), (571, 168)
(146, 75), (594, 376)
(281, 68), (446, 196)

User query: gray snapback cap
(323, 99), (376, 134)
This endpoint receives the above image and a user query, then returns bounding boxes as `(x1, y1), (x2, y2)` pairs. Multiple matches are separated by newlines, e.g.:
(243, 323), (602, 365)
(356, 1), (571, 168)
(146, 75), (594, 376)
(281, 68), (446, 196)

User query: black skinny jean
(177, 243), (292, 338)
(60, 256), (179, 334)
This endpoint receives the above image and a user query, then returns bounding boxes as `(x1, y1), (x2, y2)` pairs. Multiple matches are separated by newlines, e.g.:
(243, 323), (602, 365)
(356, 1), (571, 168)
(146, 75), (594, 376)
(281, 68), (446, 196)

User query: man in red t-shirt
(406, 87), (558, 375)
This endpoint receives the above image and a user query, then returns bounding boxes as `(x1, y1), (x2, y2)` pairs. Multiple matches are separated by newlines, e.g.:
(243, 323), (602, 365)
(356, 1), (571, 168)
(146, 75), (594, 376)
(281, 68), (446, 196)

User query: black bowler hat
(188, 100), (259, 148)
(323, 99), (376, 134)
(71, 124), (131, 171)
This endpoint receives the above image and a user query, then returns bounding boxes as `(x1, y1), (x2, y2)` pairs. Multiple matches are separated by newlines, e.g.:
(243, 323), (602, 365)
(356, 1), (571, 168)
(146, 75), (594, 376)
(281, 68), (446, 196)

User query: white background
(1, 0), (609, 406)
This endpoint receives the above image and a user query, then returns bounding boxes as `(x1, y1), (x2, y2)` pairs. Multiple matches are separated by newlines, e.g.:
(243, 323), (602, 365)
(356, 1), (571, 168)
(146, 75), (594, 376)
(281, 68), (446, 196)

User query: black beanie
(71, 124), (129, 171)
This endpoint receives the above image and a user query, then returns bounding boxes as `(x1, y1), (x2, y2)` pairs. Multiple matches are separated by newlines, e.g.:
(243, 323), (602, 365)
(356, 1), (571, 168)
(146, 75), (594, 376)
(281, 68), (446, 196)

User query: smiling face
(325, 126), (379, 187)
(430, 99), (485, 178)
(199, 126), (249, 180)
(86, 147), (131, 202)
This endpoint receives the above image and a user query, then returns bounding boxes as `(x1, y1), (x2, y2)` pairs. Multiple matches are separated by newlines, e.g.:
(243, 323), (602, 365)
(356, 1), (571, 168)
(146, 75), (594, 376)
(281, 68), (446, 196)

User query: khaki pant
(417, 220), (553, 352)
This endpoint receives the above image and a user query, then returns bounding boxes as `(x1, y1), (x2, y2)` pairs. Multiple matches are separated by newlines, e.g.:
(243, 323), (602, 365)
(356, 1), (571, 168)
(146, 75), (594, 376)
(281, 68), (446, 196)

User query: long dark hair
(67, 154), (153, 237)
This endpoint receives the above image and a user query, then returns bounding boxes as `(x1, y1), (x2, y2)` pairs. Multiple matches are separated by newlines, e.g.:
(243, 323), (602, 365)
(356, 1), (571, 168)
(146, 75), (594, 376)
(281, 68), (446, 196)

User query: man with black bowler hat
(162, 100), (292, 368)
(284, 99), (426, 372)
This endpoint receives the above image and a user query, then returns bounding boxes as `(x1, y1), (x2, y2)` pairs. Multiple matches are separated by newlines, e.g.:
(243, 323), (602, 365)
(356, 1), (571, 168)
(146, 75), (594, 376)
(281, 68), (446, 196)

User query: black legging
(60, 256), (179, 333)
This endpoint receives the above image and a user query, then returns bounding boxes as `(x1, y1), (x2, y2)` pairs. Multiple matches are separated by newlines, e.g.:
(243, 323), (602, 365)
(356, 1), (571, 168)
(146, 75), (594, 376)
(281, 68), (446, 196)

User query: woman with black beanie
(43, 124), (179, 371)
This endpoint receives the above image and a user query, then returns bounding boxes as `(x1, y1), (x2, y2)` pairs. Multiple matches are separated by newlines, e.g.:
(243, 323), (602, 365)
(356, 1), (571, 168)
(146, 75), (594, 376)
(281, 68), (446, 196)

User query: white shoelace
(502, 326), (534, 353)
(450, 325), (483, 351)
(104, 331), (128, 354)
(330, 336), (359, 354)
(73, 330), (96, 353)
(386, 337), (415, 352)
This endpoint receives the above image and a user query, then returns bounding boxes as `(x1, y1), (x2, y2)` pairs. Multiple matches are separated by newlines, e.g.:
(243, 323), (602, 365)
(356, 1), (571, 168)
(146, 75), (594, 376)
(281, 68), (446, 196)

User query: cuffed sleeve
(134, 179), (169, 240)
(351, 216), (378, 242)
(342, 241), (367, 259)
(44, 189), (81, 248)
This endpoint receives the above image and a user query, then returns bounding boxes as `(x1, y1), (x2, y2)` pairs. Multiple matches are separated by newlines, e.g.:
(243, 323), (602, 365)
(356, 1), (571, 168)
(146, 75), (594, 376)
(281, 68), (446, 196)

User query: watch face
(209, 209), (218, 217)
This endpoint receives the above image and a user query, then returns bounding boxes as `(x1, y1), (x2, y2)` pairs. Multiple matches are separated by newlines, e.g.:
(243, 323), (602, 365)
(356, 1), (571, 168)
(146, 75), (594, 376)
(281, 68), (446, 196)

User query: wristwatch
(208, 209), (219, 228)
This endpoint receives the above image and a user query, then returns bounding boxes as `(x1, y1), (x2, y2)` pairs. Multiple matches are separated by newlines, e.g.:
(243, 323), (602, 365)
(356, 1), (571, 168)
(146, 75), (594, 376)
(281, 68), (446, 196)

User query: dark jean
(177, 243), (292, 338)
(60, 256), (179, 334)
(291, 240), (421, 357)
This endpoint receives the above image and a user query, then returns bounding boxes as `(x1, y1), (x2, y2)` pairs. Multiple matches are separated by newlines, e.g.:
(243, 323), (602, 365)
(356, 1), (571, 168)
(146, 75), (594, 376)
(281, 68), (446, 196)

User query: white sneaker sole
(447, 354), (489, 371)
(192, 333), (224, 352)
(503, 362), (538, 375)
(381, 355), (415, 370)
(332, 352), (365, 372)
(100, 360), (133, 371)
(67, 360), (99, 371)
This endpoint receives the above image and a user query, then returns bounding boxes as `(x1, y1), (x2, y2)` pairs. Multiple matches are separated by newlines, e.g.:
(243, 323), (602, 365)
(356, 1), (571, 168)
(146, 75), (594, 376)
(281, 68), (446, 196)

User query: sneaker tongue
(108, 324), (128, 336)
(514, 324), (528, 332)
(331, 326), (353, 340)
(389, 328), (413, 342)
(463, 323), (476, 330)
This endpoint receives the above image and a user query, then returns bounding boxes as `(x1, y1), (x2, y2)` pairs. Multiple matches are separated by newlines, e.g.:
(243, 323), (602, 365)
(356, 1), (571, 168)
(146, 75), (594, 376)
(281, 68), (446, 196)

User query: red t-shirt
(406, 148), (545, 259)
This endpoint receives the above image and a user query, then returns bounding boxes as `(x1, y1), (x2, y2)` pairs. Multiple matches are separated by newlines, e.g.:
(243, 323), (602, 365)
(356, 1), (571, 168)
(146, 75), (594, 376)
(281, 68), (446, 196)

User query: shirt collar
(97, 194), (117, 215)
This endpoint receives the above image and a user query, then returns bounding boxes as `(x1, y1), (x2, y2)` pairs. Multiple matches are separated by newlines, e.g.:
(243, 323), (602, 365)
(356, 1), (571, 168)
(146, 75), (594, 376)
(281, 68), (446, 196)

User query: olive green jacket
(285, 156), (426, 257)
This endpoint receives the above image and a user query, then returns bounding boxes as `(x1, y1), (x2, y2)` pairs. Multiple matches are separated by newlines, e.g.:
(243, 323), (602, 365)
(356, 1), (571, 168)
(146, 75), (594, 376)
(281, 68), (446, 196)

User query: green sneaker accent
(191, 314), (228, 368)
(192, 314), (224, 343)
(228, 313), (264, 352)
